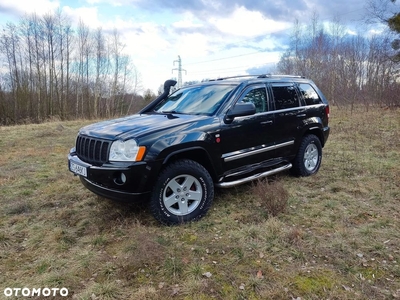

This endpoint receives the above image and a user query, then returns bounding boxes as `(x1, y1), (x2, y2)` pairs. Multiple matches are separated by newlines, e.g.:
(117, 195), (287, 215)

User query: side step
(215, 163), (292, 188)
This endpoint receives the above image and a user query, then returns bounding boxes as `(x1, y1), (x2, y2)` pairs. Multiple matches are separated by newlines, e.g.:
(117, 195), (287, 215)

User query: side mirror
(225, 102), (256, 122)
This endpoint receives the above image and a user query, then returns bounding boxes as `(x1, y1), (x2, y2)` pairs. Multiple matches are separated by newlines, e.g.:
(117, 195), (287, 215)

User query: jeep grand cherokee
(68, 75), (330, 224)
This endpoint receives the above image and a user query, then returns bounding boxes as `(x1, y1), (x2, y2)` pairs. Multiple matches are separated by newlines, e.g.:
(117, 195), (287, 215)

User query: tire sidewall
(151, 160), (213, 225)
(292, 134), (322, 177)
(301, 135), (322, 176)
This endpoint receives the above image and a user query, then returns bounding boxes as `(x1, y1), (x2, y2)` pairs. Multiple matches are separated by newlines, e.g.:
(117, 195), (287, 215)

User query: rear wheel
(150, 159), (214, 225)
(291, 134), (322, 176)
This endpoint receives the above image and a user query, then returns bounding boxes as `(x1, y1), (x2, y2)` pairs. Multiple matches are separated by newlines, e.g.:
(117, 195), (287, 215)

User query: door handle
(260, 120), (273, 125)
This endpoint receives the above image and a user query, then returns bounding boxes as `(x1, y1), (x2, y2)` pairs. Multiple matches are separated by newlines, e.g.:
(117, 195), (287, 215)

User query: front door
(218, 84), (276, 174)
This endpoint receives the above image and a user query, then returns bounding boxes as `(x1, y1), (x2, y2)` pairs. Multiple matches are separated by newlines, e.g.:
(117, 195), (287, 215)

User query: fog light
(120, 172), (126, 183)
(114, 172), (127, 185)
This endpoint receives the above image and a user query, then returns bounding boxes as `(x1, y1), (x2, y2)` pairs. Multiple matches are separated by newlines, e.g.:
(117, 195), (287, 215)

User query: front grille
(76, 135), (111, 165)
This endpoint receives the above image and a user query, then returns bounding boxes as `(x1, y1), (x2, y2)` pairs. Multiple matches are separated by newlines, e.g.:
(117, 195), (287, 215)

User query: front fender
(146, 131), (212, 161)
(145, 131), (221, 183)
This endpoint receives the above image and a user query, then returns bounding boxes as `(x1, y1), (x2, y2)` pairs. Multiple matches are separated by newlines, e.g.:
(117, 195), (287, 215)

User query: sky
(0, 0), (395, 93)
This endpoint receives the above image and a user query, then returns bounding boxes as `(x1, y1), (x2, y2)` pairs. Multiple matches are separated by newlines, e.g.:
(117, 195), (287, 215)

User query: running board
(215, 163), (292, 188)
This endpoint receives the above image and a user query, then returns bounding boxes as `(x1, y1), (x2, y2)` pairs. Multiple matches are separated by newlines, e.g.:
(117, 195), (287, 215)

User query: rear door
(269, 82), (306, 158)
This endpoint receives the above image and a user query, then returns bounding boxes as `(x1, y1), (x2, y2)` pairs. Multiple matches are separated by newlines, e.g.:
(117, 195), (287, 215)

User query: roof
(208, 74), (306, 81)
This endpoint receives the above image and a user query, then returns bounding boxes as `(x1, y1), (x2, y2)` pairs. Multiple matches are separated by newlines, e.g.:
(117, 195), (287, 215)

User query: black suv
(68, 75), (330, 224)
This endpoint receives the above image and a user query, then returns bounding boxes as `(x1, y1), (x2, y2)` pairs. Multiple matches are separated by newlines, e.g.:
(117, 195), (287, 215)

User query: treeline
(277, 17), (400, 108)
(1, 10), (399, 125)
(0, 11), (143, 125)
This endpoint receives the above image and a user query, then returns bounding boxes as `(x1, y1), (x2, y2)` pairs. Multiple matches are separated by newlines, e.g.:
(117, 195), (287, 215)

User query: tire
(291, 134), (322, 177)
(149, 159), (214, 225)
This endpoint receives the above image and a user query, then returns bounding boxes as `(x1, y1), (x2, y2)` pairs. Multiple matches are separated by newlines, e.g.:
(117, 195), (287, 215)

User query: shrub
(251, 179), (289, 217)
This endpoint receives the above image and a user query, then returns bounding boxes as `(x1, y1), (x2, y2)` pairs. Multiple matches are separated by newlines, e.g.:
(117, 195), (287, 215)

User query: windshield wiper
(161, 110), (182, 114)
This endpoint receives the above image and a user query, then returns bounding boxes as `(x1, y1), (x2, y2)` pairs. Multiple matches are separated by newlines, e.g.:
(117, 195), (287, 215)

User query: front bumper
(68, 150), (151, 202)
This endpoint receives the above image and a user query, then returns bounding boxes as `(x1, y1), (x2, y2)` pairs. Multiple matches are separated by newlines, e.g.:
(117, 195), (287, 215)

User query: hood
(79, 113), (208, 140)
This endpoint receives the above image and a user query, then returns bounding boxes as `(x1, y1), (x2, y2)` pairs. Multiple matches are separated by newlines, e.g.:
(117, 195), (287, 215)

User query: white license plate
(70, 161), (87, 177)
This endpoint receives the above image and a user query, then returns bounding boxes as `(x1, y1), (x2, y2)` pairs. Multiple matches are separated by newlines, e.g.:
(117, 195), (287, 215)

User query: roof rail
(208, 74), (305, 81)
(257, 74), (305, 78)
(208, 75), (262, 81)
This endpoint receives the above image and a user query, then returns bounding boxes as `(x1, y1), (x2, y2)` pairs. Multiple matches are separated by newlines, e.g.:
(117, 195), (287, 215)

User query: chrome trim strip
(223, 140), (294, 162)
(234, 106), (302, 118)
(273, 107), (304, 114)
(275, 140), (295, 149)
(224, 145), (275, 162)
(216, 163), (292, 188)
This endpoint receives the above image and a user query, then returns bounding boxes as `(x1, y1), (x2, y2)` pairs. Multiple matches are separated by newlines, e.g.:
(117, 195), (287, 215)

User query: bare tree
(0, 10), (142, 124)
(75, 19), (90, 117)
(29, 13), (45, 120)
(1, 23), (21, 122)
(366, 0), (400, 61)
(277, 12), (399, 107)
(93, 27), (107, 118)
(53, 11), (73, 118)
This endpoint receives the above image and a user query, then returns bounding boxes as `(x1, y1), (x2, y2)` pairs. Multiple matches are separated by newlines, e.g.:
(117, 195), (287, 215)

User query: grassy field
(0, 107), (399, 299)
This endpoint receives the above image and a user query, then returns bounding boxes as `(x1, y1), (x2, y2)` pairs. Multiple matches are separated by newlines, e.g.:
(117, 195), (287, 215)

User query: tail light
(325, 105), (330, 121)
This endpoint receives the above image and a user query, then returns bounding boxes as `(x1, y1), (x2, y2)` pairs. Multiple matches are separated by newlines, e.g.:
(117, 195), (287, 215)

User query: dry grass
(251, 179), (289, 217)
(0, 106), (399, 299)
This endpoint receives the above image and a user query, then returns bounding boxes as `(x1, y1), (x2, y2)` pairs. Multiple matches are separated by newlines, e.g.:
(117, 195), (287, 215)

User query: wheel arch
(305, 126), (325, 147)
(162, 147), (218, 182)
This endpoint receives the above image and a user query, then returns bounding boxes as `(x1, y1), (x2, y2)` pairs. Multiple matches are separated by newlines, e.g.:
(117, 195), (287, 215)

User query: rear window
(271, 84), (300, 110)
(298, 83), (322, 105)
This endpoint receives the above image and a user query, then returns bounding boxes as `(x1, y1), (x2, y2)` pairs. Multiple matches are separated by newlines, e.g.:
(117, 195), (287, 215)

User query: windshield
(154, 84), (235, 115)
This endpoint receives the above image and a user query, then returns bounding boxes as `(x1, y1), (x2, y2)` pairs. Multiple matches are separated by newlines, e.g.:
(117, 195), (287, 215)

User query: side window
(240, 87), (267, 113)
(271, 84), (300, 110)
(298, 83), (322, 105)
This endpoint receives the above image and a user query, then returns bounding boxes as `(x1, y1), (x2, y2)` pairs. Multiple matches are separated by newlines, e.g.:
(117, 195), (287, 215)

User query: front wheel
(291, 134), (322, 176)
(150, 159), (214, 225)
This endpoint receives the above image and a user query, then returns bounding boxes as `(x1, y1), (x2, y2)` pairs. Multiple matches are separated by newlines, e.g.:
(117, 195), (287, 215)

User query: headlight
(109, 139), (146, 162)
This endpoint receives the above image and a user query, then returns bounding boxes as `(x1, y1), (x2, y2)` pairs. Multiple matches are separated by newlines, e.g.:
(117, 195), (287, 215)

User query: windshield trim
(153, 83), (237, 116)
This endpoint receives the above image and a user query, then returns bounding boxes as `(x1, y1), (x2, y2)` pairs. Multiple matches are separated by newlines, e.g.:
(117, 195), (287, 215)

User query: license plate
(69, 161), (87, 177)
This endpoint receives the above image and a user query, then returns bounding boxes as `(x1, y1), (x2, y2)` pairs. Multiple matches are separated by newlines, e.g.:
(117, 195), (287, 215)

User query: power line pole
(172, 55), (186, 88)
